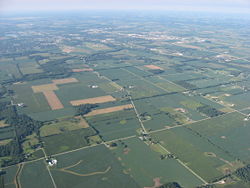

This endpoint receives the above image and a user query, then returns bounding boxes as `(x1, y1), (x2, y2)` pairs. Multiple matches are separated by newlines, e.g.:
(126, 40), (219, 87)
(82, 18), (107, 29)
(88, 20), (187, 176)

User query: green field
(86, 109), (140, 141)
(110, 137), (204, 187)
(20, 160), (54, 188)
(186, 112), (250, 163)
(151, 126), (239, 182)
(42, 128), (97, 155)
(51, 145), (140, 188)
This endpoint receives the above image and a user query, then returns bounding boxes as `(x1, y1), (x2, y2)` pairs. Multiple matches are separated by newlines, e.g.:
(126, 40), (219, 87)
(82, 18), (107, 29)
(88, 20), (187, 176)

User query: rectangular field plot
(55, 83), (107, 108)
(85, 104), (133, 117)
(110, 137), (203, 187)
(70, 95), (116, 106)
(20, 160), (55, 188)
(51, 145), (140, 188)
(151, 127), (238, 182)
(32, 83), (58, 93)
(186, 112), (250, 163)
(43, 90), (64, 110)
(52, 77), (79, 85)
(86, 109), (140, 141)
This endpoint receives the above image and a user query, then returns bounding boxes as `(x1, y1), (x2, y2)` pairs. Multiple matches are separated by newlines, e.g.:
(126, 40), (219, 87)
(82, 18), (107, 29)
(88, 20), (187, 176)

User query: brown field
(72, 68), (94, 72)
(70, 95), (116, 106)
(52, 78), (78, 85)
(74, 116), (90, 128)
(43, 91), (64, 110)
(84, 104), (133, 117)
(144, 65), (163, 70)
(32, 84), (58, 93)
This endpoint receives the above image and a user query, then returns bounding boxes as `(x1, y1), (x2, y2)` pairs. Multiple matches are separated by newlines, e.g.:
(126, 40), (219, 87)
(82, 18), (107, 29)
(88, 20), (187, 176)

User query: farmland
(0, 11), (250, 188)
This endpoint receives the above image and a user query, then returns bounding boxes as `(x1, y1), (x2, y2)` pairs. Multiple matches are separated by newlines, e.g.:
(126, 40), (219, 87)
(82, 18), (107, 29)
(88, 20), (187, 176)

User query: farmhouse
(47, 158), (57, 167)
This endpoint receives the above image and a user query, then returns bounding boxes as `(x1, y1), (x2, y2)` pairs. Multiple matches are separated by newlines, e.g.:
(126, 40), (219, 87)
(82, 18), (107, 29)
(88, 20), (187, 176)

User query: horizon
(1, 0), (250, 15)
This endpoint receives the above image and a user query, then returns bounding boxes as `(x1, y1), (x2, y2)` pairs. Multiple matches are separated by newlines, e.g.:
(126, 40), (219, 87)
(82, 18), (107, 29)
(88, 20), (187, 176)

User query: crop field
(11, 82), (51, 114)
(1, 13), (250, 188)
(2, 165), (18, 188)
(19, 160), (55, 188)
(72, 68), (94, 72)
(32, 83), (59, 93)
(50, 145), (139, 188)
(85, 104), (133, 117)
(86, 109), (140, 141)
(110, 137), (203, 187)
(43, 90), (64, 110)
(19, 61), (43, 75)
(52, 78), (79, 85)
(42, 128), (96, 155)
(186, 112), (250, 163)
(151, 127), (239, 182)
(144, 65), (164, 70)
(70, 95), (116, 106)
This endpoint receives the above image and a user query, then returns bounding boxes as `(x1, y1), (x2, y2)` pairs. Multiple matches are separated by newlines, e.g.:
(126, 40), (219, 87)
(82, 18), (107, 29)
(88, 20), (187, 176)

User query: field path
(42, 149), (57, 188)
(55, 163), (111, 177)
(157, 144), (208, 185)
(14, 163), (23, 188)
(63, 160), (83, 170)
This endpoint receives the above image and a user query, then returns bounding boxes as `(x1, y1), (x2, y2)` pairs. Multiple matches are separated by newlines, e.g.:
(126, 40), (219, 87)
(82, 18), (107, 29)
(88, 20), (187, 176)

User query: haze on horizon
(1, 0), (250, 14)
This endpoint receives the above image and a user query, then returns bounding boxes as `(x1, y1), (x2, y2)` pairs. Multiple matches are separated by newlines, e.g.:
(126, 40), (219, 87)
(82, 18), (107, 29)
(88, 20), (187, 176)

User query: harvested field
(32, 84), (58, 93)
(70, 95), (116, 106)
(144, 65), (163, 70)
(72, 68), (94, 72)
(74, 116), (90, 128)
(84, 104), (133, 117)
(43, 91), (64, 110)
(61, 46), (74, 53)
(52, 78), (78, 85)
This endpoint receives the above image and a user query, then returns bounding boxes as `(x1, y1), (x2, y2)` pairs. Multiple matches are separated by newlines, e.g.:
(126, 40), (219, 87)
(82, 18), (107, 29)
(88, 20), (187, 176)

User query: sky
(1, 0), (250, 14)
